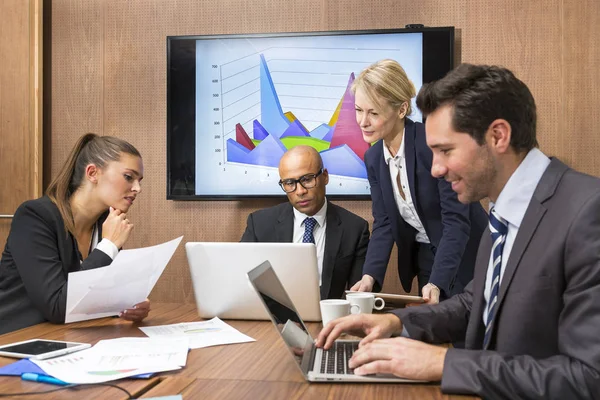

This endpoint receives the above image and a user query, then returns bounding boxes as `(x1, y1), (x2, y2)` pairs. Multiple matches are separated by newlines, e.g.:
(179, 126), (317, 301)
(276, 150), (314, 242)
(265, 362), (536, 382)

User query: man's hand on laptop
(315, 313), (402, 350)
(349, 337), (447, 381)
(349, 274), (375, 292)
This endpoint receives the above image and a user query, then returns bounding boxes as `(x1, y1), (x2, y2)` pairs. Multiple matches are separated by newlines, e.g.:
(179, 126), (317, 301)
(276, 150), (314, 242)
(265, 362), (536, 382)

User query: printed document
(65, 236), (183, 323)
(139, 317), (255, 349)
(31, 337), (189, 384)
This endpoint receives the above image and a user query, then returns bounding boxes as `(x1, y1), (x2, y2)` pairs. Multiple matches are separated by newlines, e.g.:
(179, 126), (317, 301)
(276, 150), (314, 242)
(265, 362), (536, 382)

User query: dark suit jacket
(0, 196), (112, 334)
(240, 201), (370, 299)
(394, 158), (600, 399)
(363, 118), (487, 296)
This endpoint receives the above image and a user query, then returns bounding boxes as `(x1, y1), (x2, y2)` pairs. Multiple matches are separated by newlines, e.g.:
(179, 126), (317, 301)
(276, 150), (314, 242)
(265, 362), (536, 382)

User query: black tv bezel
(167, 27), (455, 200)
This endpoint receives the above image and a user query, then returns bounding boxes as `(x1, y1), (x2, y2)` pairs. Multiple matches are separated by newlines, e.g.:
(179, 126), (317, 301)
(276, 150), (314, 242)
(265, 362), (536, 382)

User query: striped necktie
(483, 207), (508, 349)
(302, 217), (317, 244)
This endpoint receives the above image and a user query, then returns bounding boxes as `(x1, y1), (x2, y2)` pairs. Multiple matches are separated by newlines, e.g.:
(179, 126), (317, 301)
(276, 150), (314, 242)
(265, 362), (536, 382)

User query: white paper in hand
(65, 236), (183, 323)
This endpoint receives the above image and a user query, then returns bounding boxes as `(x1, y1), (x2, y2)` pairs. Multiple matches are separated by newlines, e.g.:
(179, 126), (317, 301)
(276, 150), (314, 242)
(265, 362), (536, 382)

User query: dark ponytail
(46, 133), (141, 236)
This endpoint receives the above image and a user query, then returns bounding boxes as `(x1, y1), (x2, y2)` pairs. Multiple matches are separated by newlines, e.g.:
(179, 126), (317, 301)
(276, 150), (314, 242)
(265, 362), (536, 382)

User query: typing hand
(349, 337), (447, 381)
(315, 313), (401, 350)
(119, 299), (150, 322)
(349, 275), (375, 292)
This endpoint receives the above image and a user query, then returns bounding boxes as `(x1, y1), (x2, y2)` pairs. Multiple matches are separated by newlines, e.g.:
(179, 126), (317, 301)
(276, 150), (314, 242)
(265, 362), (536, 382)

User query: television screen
(167, 27), (454, 199)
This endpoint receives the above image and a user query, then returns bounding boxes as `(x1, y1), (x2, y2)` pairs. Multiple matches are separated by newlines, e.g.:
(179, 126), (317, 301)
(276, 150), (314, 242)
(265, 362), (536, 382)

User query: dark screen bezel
(167, 27), (455, 200)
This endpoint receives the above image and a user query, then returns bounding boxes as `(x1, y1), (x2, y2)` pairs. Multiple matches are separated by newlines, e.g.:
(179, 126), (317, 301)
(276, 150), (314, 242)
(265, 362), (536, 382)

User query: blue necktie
(483, 207), (508, 349)
(302, 217), (317, 244)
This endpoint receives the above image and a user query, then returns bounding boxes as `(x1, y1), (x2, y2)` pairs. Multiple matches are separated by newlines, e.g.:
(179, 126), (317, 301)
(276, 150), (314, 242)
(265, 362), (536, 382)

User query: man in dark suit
(316, 64), (600, 399)
(241, 146), (370, 300)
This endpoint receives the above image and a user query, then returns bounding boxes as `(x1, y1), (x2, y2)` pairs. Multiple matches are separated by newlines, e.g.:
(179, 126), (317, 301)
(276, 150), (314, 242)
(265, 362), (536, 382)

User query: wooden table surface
(0, 303), (478, 399)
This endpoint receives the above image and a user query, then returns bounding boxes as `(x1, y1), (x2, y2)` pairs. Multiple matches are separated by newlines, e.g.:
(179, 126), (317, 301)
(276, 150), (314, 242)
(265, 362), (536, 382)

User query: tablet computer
(345, 291), (425, 306)
(0, 339), (91, 360)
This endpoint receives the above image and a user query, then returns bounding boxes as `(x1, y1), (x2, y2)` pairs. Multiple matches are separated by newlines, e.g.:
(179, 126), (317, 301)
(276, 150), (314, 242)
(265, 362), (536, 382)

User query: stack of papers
(30, 337), (189, 384)
(139, 317), (255, 349)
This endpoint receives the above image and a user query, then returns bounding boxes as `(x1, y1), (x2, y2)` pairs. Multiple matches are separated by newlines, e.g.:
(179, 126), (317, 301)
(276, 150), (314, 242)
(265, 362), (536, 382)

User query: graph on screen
(226, 54), (369, 179)
(195, 33), (423, 195)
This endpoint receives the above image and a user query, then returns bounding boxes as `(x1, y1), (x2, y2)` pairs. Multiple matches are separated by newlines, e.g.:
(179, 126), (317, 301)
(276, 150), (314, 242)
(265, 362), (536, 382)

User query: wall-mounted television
(167, 27), (454, 199)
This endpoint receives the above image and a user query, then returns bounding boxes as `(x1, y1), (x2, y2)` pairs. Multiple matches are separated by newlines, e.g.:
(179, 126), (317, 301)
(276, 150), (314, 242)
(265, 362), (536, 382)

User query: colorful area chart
(226, 55), (368, 179)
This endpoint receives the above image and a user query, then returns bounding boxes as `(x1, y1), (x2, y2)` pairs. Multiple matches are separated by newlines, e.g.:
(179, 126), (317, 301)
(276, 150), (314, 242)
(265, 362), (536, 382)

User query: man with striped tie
(241, 146), (370, 300)
(316, 64), (600, 399)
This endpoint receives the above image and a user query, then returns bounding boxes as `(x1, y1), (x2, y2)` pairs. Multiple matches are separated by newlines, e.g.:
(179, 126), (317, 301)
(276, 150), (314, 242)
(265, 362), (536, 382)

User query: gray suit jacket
(240, 201), (370, 300)
(394, 158), (600, 399)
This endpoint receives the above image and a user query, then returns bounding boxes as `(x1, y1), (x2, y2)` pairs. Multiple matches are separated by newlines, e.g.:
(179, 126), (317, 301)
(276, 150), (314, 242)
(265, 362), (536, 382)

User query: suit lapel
(378, 143), (401, 232)
(322, 203), (342, 299)
(483, 203), (546, 350)
(483, 158), (568, 348)
(404, 120), (418, 207)
(468, 228), (492, 349)
(277, 204), (294, 242)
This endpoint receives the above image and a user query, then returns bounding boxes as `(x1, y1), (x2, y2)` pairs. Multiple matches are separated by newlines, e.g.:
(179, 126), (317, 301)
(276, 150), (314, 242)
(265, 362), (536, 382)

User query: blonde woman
(350, 60), (487, 303)
(0, 133), (150, 334)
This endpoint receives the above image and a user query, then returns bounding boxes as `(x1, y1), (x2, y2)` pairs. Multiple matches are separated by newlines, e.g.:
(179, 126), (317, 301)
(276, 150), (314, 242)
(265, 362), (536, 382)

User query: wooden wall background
(0, 0), (42, 249)
(45, 0), (600, 303)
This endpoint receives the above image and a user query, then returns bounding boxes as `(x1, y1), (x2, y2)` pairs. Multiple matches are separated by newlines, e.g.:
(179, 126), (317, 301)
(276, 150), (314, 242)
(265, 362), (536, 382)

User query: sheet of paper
(65, 236), (183, 323)
(31, 337), (188, 384)
(139, 317), (255, 349)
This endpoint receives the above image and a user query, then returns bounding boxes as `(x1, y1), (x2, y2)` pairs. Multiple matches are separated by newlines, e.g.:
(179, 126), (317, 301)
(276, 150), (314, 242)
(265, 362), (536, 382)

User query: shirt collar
(490, 148), (551, 229)
(293, 198), (328, 227)
(383, 128), (406, 165)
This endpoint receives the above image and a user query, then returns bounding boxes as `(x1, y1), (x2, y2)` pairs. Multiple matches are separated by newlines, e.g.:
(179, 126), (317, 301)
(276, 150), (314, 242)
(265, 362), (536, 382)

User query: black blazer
(0, 196), (112, 334)
(363, 118), (487, 296)
(240, 201), (370, 299)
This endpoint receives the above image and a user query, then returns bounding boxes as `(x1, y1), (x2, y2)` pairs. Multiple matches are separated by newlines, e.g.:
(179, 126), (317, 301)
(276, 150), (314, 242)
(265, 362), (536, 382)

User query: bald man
(241, 146), (370, 300)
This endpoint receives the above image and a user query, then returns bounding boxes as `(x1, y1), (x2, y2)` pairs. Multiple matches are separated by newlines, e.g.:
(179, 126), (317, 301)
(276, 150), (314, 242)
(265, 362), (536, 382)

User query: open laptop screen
(247, 261), (314, 367)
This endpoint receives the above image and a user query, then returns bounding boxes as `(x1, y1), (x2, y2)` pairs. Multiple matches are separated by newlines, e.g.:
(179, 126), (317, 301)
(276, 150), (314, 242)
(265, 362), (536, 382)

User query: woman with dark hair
(350, 60), (488, 304)
(0, 133), (150, 334)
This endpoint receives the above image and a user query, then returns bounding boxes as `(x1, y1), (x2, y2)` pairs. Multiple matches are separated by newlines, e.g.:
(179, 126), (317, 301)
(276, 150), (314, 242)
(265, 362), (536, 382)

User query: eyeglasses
(278, 169), (323, 193)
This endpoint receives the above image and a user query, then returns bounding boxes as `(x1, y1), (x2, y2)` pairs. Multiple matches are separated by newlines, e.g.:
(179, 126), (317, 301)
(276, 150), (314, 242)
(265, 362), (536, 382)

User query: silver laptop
(186, 242), (321, 321)
(247, 260), (420, 383)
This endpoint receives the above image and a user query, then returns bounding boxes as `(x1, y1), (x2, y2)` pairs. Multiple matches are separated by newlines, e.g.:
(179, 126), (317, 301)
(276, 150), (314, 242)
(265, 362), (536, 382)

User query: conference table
(0, 303), (478, 399)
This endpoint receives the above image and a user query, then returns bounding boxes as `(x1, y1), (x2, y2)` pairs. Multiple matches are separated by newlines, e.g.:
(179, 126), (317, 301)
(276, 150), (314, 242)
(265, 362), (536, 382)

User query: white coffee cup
(345, 292), (385, 314)
(320, 299), (360, 326)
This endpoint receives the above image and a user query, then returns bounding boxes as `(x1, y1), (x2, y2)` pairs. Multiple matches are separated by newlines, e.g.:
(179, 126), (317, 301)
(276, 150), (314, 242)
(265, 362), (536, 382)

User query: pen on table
(21, 372), (70, 386)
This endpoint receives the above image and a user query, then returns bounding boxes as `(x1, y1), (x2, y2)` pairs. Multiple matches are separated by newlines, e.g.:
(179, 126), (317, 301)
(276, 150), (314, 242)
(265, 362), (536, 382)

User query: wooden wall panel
(0, 1), (30, 223)
(46, 0), (600, 303)
(0, 0), (42, 250)
(463, 0), (565, 166)
(49, 0), (104, 164)
(562, 0), (600, 176)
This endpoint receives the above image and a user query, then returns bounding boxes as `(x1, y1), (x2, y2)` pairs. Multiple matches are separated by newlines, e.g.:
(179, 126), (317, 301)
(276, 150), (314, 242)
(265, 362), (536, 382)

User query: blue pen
(21, 372), (69, 386)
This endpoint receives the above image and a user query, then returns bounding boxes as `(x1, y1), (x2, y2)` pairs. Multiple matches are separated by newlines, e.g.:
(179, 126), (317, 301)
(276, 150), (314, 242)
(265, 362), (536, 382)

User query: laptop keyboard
(319, 341), (359, 375)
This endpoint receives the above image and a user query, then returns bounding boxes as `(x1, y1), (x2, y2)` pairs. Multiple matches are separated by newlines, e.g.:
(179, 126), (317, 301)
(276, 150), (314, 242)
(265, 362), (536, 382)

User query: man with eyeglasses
(241, 146), (370, 300)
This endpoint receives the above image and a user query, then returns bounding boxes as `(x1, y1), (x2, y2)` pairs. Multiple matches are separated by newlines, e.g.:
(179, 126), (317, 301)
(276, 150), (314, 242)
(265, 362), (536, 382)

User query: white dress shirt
(482, 148), (551, 324)
(383, 131), (430, 244)
(292, 200), (327, 285)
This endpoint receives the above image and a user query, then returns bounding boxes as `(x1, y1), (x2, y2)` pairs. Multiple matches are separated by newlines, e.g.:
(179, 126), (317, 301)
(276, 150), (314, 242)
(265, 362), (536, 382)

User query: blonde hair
(351, 59), (416, 116)
(46, 133), (141, 236)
